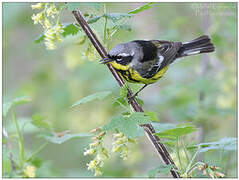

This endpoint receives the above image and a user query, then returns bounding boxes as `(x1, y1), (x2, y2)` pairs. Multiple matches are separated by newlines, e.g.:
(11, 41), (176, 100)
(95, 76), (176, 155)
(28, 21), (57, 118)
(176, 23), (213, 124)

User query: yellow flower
(113, 133), (124, 138)
(94, 168), (102, 176)
(44, 18), (52, 29)
(46, 3), (58, 18)
(44, 39), (56, 50)
(112, 146), (121, 153)
(87, 159), (97, 171)
(24, 165), (36, 178)
(89, 141), (100, 148)
(31, 13), (43, 24)
(31, 3), (44, 10)
(84, 148), (96, 156)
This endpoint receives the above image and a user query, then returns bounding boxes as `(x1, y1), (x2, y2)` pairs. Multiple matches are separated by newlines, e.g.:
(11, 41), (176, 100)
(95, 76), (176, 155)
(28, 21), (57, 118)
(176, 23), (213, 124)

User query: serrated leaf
(31, 114), (51, 130)
(148, 164), (175, 178)
(154, 123), (197, 138)
(71, 91), (112, 108)
(128, 2), (155, 14)
(87, 15), (102, 24)
(104, 13), (132, 23)
(103, 112), (151, 138)
(3, 96), (31, 117)
(34, 34), (45, 44)
(62, 23), (79, 37)
(145, 111), (159, 122)
(42, 133), (92, 144)
(113, 97), (128, 108)
(189, 137), (237, 153)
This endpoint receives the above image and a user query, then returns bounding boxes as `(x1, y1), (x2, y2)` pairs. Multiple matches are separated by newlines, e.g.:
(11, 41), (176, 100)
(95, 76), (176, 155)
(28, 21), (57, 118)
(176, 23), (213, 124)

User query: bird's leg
(128, 84), (148, 100)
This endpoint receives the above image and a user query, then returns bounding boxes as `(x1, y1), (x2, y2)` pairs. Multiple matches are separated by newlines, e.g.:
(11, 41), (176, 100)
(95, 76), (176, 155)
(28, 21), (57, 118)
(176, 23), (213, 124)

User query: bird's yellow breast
(109, 61), (168, 84)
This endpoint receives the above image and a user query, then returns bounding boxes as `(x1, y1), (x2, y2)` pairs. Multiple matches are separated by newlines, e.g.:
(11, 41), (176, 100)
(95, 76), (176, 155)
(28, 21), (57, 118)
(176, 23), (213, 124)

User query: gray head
(100, 42), (139, 65)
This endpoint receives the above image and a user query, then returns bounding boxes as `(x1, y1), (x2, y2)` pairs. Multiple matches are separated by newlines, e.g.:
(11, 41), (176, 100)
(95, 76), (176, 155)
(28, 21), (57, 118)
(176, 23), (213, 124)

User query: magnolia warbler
(100, 35), (215, 97)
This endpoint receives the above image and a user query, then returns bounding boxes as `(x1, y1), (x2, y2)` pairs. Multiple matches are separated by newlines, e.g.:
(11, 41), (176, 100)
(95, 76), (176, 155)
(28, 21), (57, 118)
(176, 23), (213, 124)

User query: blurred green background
(3, 2), (237, 177)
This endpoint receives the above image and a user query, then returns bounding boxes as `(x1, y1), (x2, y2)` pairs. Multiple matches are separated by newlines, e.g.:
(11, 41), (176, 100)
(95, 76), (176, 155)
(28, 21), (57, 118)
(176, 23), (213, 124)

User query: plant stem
(185, 147), (200, 174)
(72, 10), (181, 178)
(176, 137), (183, 171)
(12, 111), (25, 168)
(26, 142), (49, 162)
(182, 139), (190, 165)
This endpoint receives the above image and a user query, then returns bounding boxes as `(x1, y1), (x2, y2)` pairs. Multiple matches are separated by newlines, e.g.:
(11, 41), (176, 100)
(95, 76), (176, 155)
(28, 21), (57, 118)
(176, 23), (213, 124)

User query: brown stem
(72, 10), (180, 178)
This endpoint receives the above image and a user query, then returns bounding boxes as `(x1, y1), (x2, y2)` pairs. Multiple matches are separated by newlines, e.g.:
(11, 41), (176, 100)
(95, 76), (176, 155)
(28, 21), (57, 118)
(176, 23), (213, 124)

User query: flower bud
(112, 146), (121, 153)
(215, 172), (225, 177)
(31, 3), (44, 10)
(90, 127), (101, 133)
(89, 141), (100, 148)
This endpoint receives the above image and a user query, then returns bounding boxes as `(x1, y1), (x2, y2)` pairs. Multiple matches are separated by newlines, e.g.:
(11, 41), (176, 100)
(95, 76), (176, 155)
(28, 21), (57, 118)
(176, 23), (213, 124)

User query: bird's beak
(100, 57), (113, 64)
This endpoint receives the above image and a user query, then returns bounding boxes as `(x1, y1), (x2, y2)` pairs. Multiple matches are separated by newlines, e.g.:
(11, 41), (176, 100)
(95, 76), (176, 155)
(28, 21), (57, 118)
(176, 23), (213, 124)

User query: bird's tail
(177, 35), (215, 58)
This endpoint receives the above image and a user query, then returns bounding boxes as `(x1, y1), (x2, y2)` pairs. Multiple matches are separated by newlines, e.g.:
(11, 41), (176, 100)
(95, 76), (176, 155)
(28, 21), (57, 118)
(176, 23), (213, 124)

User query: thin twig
(72, 10), (180, 178)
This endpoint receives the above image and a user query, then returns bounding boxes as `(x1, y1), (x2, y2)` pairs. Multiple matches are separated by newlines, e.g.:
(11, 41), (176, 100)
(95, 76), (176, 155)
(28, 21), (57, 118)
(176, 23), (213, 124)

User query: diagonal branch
(72, 10), (180, 178)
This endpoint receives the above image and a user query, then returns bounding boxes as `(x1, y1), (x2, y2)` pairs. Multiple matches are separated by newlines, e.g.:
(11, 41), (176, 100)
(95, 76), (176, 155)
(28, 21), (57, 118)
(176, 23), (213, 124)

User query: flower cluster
(23, 165), (36, 178)
(84, 128), (109, 176)
(198, 163), (225, 178)
(31, 3), (64, 50)
(112, 133), (135, 160)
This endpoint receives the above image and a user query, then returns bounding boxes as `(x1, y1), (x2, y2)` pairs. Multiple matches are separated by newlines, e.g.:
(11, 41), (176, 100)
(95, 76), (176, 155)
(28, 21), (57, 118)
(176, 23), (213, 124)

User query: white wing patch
(186, 51), (200, 55)
(118, 53), (130, 57)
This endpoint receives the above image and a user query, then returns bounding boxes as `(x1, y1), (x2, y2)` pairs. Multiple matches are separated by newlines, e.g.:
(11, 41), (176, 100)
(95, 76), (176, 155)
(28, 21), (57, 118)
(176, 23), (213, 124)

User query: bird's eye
(116, 56), (122, 61)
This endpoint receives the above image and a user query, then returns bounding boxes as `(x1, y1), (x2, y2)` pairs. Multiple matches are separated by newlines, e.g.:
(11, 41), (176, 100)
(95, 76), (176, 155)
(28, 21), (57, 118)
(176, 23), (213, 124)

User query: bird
(100, 35), (215, 98)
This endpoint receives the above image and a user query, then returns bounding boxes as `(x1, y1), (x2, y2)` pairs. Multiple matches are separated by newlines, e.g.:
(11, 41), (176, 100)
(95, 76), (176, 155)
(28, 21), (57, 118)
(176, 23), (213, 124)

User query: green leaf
(115, 24), (132, 31)
(67, 2), (103, 11)
(30, 157), (43, 168)
(87, 15), (103, 24)
(71, 91), (112, 108)
(128, 2), (155, 14)
(148, 164), (175, 177)
(104, 13), (132, 23)
(3, 96), (31, 117)
(31, 114), (51, 130)
(34, 34), (45, 44)
(66, 2), (82, 11)
(120, 83), (128, 98)
(42, 132), (92, 144)
(189, 137), (237, 153)
(152, 122), (177, 132)
(136, 97), (144, 106)
(154, 123), (197, 138)
(113, 97), (128, 108)
(145, 111), (159, 122)
(103, 112), (151, 138)
(62, 23), (79, 37)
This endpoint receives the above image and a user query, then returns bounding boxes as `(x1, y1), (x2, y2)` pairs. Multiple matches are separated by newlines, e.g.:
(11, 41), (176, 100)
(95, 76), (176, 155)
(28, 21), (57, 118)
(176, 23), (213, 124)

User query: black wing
(143, 40), (182, 78)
